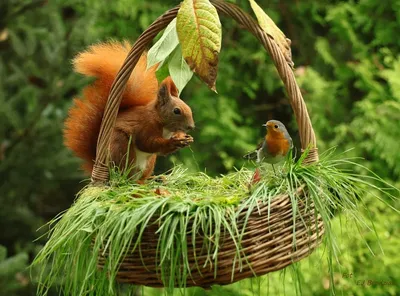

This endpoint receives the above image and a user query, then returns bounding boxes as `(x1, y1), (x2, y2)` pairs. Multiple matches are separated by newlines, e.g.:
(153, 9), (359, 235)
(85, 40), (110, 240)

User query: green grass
(32, 148), (399, 296)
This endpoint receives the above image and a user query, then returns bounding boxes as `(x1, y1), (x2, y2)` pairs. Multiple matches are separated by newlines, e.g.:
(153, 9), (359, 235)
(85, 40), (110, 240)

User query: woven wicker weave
(93, 0), (323, 288)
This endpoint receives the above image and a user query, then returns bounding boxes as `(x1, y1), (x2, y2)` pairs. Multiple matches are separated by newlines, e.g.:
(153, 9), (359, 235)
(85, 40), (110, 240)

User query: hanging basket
(85, 0), (324, 288)
(28, 1), (326, 293)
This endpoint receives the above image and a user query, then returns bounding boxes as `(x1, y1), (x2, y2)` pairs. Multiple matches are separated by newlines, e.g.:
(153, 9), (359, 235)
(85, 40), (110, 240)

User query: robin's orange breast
(265, 134), (291, 157)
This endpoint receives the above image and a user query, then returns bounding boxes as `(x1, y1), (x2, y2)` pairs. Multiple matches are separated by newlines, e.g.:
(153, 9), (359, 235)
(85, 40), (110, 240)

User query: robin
(244, 120), (293, 174)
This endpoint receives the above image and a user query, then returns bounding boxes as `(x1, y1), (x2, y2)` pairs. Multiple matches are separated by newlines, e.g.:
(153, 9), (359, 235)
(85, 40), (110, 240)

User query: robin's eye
(173, 108), (181, 115)
(274, 125), (279, 129)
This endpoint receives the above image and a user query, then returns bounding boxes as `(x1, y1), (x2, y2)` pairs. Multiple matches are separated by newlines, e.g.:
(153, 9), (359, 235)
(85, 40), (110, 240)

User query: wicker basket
(92, 0), (324, 288)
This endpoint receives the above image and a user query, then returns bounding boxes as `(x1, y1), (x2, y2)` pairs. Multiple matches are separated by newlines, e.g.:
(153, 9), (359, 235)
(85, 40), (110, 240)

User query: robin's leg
(271, 164), (276, 175)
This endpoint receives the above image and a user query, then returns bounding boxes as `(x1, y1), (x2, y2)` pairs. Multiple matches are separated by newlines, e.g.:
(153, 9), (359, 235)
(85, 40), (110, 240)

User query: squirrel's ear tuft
(161, 77), (179, 97)
(157, 84), (169, 106)
(158, 76), (178, 106)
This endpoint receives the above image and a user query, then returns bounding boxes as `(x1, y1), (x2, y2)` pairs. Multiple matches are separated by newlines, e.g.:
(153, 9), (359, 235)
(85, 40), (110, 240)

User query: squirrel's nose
(187, 125), (195, 131)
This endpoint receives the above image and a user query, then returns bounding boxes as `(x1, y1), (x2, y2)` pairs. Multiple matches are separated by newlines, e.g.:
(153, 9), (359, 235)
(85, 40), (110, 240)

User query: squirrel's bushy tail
(64, 41), (158, 172)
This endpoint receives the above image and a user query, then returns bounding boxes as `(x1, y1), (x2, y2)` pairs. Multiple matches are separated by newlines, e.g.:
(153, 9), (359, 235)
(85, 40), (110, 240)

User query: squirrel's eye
(173, 108), (181, 115)
(274, 125), (279, 129)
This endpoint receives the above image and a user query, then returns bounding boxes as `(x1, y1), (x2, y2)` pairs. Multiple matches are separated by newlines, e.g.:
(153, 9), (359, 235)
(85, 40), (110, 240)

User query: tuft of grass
(32, 148), (399, 296)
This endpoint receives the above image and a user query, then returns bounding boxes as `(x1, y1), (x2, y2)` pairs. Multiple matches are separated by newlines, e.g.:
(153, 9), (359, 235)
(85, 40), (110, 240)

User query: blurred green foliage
(0, 0), (399, 295)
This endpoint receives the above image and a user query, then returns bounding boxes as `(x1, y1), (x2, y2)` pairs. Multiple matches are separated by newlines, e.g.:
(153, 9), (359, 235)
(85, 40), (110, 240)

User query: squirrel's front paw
(170, 132), (193, 148)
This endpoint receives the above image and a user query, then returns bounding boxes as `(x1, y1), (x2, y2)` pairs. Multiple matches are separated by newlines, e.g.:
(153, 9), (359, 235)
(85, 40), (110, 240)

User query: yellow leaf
(177, 0), (222, 91)
(249, 0), (293, 67)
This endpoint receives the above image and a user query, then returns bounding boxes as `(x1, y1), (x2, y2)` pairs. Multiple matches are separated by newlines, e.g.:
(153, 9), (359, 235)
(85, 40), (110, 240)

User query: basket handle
(91, 0), (318, 183)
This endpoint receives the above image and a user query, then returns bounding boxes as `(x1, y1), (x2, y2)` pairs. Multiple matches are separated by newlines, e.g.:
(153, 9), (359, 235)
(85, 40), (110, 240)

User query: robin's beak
(262, 123), (267, 127)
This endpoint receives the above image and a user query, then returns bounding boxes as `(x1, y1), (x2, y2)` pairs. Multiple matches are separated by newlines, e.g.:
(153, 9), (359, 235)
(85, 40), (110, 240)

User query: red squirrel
(64, 41), (195, 181)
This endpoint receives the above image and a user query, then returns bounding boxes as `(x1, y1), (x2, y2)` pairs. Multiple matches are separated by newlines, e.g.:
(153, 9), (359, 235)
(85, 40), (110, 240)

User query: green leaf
(8, 30), (25, 58)
(168, 45), (194, 94)
(155, 59), (170, 84)
(249, 0), (293, 67)
(315, 37), (337, 67)
(176, 0), (221, 91)
(147, 18), (179, 69)
(0, 252), (28, 277)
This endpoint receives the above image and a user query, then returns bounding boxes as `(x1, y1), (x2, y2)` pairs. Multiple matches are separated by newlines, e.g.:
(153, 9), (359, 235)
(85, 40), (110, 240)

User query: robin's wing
(282, 129), (293, 150)
(288, 136), (293, 149)
(243, 140), (263, 160)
